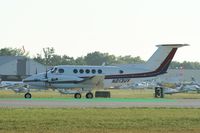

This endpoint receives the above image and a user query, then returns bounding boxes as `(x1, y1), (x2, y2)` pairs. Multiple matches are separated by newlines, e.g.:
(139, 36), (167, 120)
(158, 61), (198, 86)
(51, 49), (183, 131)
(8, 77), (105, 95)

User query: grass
(1, 90), (200, 133)
(0, 108), (200, 133)
(1, 89), (200, 99)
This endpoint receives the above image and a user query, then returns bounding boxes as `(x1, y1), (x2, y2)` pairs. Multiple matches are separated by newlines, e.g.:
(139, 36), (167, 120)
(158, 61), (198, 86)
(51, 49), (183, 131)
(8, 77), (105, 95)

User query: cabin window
(92, 69), (96, 74)
(119, 70), (124, 74)
(86, 69), (90, 73)
(98, 69), (102, 74)
(79, 69), (84, 74)
(58, 68), (64, 73)
(73, 69), (78, 74)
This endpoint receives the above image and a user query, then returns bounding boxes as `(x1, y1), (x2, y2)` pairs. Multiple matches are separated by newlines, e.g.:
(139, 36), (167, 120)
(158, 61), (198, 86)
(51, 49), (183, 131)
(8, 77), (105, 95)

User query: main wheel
(74, 93), (81, 99)
(86, 92), (93, 99)
(24, 92), (32, 99)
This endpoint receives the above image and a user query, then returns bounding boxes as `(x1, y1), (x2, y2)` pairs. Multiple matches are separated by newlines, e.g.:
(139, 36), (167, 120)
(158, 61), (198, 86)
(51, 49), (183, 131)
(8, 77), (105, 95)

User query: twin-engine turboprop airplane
(23, 44), (188, 99)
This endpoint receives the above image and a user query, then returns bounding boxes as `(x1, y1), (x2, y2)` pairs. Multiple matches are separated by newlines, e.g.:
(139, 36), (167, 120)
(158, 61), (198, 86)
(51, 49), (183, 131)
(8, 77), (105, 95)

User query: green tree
(0, 47), (29, 57)
(170, 61), (200, 69)
(43, 47), (55, 66)
(61, 55), (76, 65)
(116, 55), (144, 64)
(33, 47), (55, 66)
(32, 47), (200, 69)
(169, 61), (181, 69)
(34, 48), (77, 66)
(33, 53), (45, 65)
(84, 51), (107, 65)
(75, 57), (86, 65)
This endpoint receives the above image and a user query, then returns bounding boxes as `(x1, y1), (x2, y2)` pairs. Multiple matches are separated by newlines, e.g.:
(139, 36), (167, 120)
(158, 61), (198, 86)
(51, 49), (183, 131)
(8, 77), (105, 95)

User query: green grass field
(1, 89), (200, 99)
(1, 89), (200, 133)
(0, 108), (200, 133)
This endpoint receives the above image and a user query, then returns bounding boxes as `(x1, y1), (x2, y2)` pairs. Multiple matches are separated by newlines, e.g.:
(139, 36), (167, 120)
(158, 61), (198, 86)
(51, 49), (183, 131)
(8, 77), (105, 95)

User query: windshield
(47, 67), (53, 72)
(51, 67), (58, 73)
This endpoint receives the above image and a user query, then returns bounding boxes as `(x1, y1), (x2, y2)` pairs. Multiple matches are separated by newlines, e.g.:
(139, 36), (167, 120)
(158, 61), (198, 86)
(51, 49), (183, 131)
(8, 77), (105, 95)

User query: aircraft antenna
(43, 48), (48, 79)
(43, 48), (49, 90)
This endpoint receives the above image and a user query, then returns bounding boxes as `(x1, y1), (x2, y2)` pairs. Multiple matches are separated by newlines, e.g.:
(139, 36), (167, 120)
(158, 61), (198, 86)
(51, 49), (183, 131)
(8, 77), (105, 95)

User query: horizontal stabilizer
(156, 44), (189, 47)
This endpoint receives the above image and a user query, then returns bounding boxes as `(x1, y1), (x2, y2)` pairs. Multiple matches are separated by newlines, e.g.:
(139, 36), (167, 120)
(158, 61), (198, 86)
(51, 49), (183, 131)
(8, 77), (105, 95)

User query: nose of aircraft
(23, 73), (49, 89)
(23, 74), (39, 82)
(23, 73), (47, 82)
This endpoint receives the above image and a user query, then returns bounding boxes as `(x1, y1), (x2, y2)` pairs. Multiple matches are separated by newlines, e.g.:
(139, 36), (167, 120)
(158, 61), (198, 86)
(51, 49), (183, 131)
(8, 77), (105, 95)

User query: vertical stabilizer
(146, 44), (188, 73)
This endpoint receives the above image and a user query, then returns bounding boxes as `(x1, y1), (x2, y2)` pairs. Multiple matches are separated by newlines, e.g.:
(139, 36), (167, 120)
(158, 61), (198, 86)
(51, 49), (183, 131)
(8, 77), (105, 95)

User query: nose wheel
(74, 93), (81, 99)
(24, 92), (32, 99)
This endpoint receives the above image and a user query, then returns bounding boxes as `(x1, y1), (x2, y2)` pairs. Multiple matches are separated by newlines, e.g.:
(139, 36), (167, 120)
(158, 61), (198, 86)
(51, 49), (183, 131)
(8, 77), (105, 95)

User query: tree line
(0, 47), (200, 69)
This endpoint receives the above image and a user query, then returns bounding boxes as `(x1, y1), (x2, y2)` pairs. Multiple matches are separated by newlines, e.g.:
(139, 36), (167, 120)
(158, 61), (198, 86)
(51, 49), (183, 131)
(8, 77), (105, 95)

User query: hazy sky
(0, 0), (200, 62)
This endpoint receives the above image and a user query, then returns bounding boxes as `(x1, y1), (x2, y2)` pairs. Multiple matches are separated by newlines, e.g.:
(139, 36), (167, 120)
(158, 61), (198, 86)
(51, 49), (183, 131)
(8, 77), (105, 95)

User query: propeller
(45, 67), (48, 79)
(43, 48), (49, 88)
(35, 68), (37, 74)
(44, 67), (49, 89)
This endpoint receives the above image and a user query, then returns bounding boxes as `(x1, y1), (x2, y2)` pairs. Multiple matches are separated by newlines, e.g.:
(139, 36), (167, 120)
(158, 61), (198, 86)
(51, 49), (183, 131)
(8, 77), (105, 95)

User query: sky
(0, 0), (200, 62)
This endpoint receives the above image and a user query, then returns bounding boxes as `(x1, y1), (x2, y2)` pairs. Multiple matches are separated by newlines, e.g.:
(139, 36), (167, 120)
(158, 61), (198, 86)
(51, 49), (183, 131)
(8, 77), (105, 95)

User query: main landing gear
(23, 90), (94, 99)
(24, 92), (32, 99)
(74, 93), (81, 99)
(74, 92), (93, 99)
(86, 92), (93, 99)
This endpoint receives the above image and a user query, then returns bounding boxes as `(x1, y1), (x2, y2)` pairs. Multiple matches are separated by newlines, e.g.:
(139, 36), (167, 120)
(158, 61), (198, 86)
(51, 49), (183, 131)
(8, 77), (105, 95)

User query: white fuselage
(23, 44), (188, 91)
(25, 65), (150, 89)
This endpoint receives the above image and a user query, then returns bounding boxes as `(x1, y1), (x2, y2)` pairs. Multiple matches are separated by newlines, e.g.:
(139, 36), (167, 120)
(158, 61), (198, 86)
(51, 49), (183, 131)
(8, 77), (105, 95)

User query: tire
(74, 93), (81, 99)
(24, 93), (32, 99)
(86, 92), (93, 99)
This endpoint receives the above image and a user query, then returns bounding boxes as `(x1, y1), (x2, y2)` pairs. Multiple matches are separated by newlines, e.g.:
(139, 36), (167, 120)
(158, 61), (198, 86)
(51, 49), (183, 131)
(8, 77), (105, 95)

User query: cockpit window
(47, 67), (53, 72)
(51, 67), (58, 73)
(58, 68), (64, 73)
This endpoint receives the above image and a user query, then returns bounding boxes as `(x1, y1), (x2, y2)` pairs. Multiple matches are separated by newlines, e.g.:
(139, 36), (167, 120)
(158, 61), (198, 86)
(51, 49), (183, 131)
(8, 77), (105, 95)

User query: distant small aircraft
(163, 84), (184, 94)
(163, 78), (200, 94)
(23, 44), (188, 99)
(0, 81), (29, 93)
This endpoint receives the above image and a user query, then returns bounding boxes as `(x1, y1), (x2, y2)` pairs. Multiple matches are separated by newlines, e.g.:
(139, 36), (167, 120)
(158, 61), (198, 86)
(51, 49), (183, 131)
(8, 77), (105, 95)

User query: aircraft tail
(146, 44), (188, 74)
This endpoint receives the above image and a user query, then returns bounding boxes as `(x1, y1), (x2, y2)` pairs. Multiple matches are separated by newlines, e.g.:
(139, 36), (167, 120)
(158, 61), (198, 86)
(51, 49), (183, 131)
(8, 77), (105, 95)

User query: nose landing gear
(24, 92), (32, 99)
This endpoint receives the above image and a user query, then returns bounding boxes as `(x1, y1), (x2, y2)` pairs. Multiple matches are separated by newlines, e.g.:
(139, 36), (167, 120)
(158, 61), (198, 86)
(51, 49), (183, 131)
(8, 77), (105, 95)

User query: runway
(1, 98), (200, 108)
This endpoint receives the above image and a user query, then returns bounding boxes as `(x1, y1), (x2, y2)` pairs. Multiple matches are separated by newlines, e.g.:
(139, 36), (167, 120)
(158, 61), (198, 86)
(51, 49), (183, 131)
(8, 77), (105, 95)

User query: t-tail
(145, 44), (189, 75)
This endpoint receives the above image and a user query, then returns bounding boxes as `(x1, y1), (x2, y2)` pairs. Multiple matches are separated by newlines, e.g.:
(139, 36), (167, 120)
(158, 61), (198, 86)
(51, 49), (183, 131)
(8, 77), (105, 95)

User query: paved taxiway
(1, 98), (200, 108)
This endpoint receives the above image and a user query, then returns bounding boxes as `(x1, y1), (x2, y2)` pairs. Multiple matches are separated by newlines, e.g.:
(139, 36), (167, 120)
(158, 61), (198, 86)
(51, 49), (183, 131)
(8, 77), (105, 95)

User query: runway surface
(1, 98), (200, 108)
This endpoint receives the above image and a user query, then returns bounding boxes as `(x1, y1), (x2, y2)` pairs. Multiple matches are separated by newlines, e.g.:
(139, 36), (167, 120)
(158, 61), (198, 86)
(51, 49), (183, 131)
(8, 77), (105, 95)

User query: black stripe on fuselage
(23, 76), (94, 84)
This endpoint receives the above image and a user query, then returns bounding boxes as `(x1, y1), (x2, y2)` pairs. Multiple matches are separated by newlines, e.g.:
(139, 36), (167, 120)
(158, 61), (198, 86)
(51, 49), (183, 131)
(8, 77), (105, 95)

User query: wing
(81, 75), (105, 88)
(47, 75), (105, 89)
